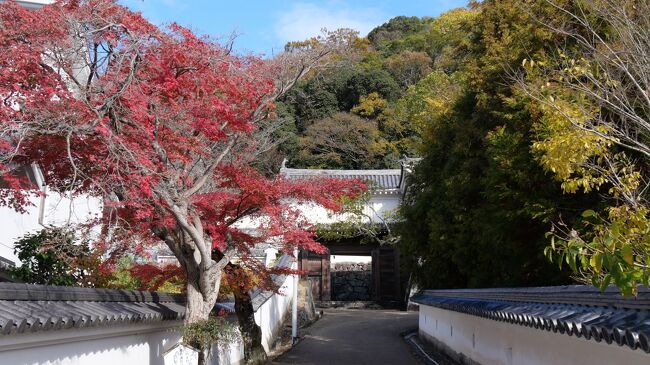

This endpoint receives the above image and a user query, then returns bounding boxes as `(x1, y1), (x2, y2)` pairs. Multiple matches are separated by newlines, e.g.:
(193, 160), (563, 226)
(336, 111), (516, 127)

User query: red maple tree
(0, 0), (363, 326)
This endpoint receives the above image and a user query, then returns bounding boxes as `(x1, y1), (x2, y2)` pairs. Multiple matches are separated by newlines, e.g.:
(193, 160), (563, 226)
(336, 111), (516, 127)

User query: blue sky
(119, 1), (469, 56)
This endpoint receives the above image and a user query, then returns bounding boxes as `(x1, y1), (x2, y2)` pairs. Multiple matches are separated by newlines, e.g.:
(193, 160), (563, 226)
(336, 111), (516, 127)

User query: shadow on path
(272, 309), (420, 365)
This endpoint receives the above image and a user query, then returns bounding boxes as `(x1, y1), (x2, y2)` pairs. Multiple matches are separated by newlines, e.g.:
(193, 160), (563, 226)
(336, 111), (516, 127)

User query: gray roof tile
(0, 254), (296, 336)
(0, 283), (186, 336)
(411, 285), (650, 353)
(281, 167), (402, 191)
(250, 254), (294, 311)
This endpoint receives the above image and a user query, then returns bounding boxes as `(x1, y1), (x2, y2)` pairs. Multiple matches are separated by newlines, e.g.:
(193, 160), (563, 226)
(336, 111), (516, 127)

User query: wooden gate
(300, 250), (330, 301)
(372, 247), (401, 305)
(300, 245), (401, 305)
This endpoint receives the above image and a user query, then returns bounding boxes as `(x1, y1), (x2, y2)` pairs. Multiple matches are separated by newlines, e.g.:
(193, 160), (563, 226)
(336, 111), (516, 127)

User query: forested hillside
(269, 0), (650, 293)
(263, 14), (463, 171)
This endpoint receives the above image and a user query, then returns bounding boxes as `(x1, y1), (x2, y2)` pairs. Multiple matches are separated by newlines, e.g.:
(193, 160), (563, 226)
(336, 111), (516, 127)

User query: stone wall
(331, 262), (372, 301)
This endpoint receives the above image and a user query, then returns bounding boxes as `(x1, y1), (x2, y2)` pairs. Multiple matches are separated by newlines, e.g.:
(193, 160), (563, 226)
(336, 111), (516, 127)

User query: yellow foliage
(532, 94), (611, 191)
(351, 92), (388, 118)
(393, 71), (465, 153)
(158, 280), (183, 293)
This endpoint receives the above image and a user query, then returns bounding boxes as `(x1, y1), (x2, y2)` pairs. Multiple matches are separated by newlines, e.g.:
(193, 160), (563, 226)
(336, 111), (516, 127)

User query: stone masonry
(331, 262), (372, 301)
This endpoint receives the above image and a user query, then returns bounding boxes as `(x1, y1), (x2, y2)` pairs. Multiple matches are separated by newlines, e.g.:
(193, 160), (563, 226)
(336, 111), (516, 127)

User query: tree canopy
(394, 0), (650, 294)
(396, 0), (602, 289)
(2, 0), (648, 316)
(0, 0), (364, 340)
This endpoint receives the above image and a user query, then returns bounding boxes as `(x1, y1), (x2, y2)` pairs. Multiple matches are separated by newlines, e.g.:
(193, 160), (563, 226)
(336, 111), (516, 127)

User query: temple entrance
(300, 243), (403, 307)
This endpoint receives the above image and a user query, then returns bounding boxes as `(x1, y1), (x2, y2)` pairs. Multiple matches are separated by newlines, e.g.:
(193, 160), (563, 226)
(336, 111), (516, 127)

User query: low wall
(0, 322), (183, 365)
(0, 255), (298, 365)
(210, 339), (245, 365)
(198, 254), (298, 363)
(252, 254), (297, 353)
(419, 305), (650, 365)
(0, 321), (247, 365)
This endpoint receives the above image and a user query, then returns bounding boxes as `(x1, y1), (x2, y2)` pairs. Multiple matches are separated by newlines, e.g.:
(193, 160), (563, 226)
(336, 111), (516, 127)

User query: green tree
(398, 0), (597, 289)
(351, 92), (388, 119)
(278, 14), (457, 170)
(341, 68), (401, 110)
(285, 83), (339, 131)
(425, 7), (477, 71)
(296, 112), (394, 169)
(390, 71), (464, 156)
(106, 257), (142, 290)
(11, 227), (91, 286)
(384, 51), (432, 88)
(519, 0), (650, 295)
(367, 16), (427, 50)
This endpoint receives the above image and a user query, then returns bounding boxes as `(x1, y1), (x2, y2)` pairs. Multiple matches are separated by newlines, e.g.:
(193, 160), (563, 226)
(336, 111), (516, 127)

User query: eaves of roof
(250, 254), (294, 311)
(0, 254), (296, 336)
(281, 167), (403, 191)
(411, 285), (650, 353)
(0, 283), (186, 336)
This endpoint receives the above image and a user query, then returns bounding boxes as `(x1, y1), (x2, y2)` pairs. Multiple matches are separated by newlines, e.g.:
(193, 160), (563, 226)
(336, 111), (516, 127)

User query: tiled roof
(411, 285), (650, 353)
(0, 255), (296, 336)
(250, 254), (294, 311)
(0, 283), (186, 336)
(0, 256), (15, 269)
(281, 167), (402, 191)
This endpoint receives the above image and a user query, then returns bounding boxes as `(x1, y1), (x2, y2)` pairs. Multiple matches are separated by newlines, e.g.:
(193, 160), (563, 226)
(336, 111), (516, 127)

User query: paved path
(272, 309), (420, 365)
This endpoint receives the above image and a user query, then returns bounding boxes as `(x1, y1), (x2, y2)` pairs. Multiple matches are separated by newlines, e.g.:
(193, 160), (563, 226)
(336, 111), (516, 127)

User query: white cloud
(274, 2), (384, 45)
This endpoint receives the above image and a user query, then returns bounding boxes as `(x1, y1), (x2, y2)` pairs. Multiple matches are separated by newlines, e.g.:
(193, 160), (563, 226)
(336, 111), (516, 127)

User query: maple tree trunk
(185, 280), (214, 324)
(235, 292), (267, 365)
(184, 264), (222, 365)
(186, 280), (212, 365)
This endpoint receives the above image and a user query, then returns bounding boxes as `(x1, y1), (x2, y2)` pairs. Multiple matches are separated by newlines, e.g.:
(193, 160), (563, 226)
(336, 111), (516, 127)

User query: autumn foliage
(0, 0), (363, 323)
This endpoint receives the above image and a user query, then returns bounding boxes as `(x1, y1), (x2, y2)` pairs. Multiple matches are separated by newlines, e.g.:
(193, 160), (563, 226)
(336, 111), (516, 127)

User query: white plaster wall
(419, 304), (650, 365)
(331, 255), (372, 264)
(362, 195), (400, 223)
(0, 321), (247, 365)
(235, 193), (400, 232)
(254, 258), (297, 353)
(291, 194), (400, 226)
(264, 247), (279, 266)
(0, 192), (102, 265)
(210, 339), (244, 365)
(0, 261), (298, 365)
(0, 322), (182, 365)
(217, 257), (297, 361)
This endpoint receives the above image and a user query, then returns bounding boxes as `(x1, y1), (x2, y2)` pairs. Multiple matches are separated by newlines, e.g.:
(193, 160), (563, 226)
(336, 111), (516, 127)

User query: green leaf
(621, 285), (633, 297)
(581, 209), (597, 218)
(590, 252), (603, 272)
(600, 274), (612, 291)
(543, 247), (553, 262)
(620, 245), (634, 265)
(567, 252), (577, 271)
